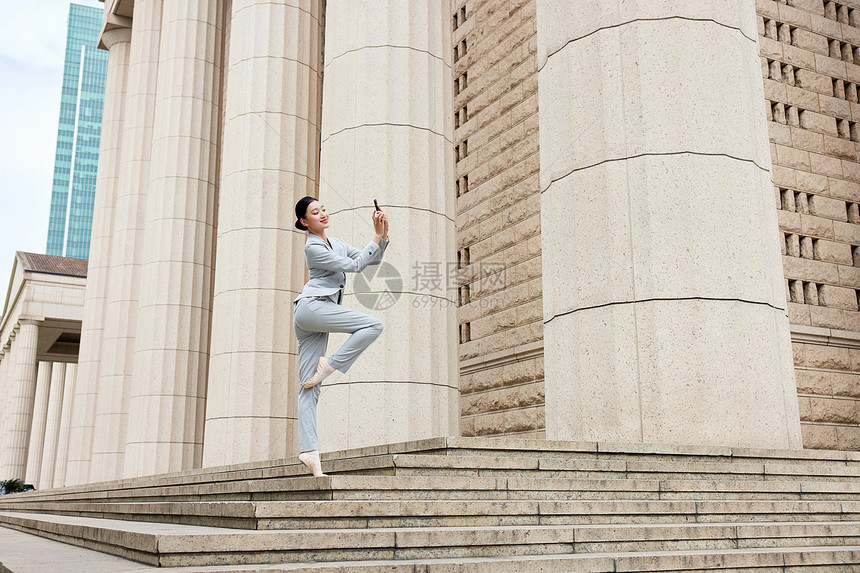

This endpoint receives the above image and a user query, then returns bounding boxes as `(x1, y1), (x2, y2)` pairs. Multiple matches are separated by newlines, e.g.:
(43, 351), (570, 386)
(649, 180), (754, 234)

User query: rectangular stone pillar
(536, 1), (801, 449)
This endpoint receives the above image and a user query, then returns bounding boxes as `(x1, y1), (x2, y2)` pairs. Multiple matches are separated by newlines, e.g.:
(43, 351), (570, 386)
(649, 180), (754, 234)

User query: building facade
(46, 3), (108, 260)
(1, 0), (858, 488)
(455, 0), (860, 451)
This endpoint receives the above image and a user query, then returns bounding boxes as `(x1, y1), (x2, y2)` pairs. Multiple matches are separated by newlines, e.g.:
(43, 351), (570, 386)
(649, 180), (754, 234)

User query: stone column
(80, 26), (131, 483)
(40, 363), (67, 488)
(203, 0), (323, 467)
(0, 348), (9, 439)
(67, 0), (164, 485)
(24, 362), (52, 487)
(536, 1), (802, 449)
(316, 0), (459, 451)
(52, 364), (74, 488)
(124, 0), (223, 478)
(0, 321), (40, 480)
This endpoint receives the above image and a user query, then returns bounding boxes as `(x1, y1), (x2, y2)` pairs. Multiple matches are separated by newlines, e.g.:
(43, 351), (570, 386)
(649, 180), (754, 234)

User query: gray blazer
(294, 233), (390, 303)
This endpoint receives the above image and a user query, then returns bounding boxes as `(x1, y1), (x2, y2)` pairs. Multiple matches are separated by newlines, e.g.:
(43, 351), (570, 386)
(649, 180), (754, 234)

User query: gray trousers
(293, 292), (384, 452)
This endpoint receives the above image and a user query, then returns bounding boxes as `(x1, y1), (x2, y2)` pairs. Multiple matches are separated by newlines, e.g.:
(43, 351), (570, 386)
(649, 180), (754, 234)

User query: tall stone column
(203, 0), (322, 467)
(0, 321), (40, 480)
(0, 348), (9, 439)
(124, 0), (223, 478)
(536, 1), (801, 449)
(80, 26), (131, 483)
(0, 345), (16, 464)
(316, 0), (459, 451)
(52, 364), (74, 488)
(24, 362), (52, 487)
(40, 363), (67, 488)
(67, 0), (164, 485)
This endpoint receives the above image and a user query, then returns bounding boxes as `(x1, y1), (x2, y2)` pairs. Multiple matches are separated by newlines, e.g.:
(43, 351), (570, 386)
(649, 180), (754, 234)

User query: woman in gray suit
(292, 196), (390, 476)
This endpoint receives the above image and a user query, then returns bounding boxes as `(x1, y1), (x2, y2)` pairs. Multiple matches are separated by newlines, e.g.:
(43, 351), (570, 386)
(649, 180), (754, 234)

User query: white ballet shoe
(298, 450), (327, 477)
(303, 355), (335, 389)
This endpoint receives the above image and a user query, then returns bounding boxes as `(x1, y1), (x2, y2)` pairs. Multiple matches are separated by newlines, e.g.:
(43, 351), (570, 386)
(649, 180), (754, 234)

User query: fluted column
(24, 362), (52, 487)
(52, 364), (75, 488)
(536, 1), (801, 448)
(124, 0), (223, 477)
(80, 26), (131, 483)
(203, 0), (322, 466)
(40, 363), (67, 488)
(67, 0), (164, 485)
(316, 1), (458, 451)
(0, 321), (40, 480)
(0, 348), (9, 442)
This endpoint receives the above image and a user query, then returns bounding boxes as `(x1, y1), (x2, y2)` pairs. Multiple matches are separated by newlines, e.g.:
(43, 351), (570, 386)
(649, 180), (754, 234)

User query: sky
(0, 0), (102, 283)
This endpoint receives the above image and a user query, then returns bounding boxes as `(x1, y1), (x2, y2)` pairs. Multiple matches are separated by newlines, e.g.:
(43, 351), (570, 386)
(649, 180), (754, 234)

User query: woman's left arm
(345, 237), (389, 265)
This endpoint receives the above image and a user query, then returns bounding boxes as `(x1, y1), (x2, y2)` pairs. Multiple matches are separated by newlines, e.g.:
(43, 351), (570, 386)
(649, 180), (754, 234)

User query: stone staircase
(1, 437), (860, 571)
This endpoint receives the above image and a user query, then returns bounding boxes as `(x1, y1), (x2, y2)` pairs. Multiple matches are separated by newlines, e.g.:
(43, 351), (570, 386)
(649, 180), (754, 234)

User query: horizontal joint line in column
(322, 123), (453, 144)
(328, 44), (446, 67)
(150, 133), (220, 145)
(153, 91), (221, 104)
(205, 415), (293, 421)
(209, 350), (295, 356)
(218, 226), (300, 237)
(136, 301), (211, 309)
(230, 54), (318, 73)
(322, 380), (459, 390)
(545, 297), (786, 324)
(333, 204), (455, 223)
(125, 440), (202, 445)
(232, 109), (312, 123)
(539, 16), (756, 71)
(215, 287), (298, 294)
(133, 348), (210, 355)
(541, 152), (769, 193)
(128, 393), (207, 398)
(232, 2), (320, 24)
(222, 168), (315, 180)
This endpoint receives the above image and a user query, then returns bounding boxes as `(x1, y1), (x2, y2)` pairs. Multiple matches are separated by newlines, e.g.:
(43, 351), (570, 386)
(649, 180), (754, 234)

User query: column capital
(98, 8), (133, 50)
(101, 27), (132, 50)
(18, 319), (40, 327)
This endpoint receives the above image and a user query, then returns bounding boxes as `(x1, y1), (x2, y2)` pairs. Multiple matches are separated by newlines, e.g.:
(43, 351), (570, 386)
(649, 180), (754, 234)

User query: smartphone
(373, 199), (380, 211)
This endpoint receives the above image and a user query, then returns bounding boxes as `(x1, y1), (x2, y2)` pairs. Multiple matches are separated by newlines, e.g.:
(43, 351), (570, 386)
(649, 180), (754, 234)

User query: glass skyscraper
(46, 3), (108, 260)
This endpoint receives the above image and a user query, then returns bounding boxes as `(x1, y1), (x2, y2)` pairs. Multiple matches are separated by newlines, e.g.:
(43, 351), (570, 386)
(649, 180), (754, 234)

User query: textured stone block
(818, 284), (859, 309)
(809, 194), (849, 221)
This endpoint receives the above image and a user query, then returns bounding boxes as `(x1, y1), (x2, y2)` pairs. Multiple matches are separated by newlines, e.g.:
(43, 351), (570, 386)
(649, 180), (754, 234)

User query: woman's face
(302, 200), (330, 233)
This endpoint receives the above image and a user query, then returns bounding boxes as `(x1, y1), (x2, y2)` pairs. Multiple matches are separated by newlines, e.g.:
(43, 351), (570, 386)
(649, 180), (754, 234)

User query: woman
(292, 196), (390, 476)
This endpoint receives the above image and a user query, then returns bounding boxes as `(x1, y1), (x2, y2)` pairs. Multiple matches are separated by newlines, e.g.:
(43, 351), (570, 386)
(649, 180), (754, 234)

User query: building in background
(45, 3), (108, 260)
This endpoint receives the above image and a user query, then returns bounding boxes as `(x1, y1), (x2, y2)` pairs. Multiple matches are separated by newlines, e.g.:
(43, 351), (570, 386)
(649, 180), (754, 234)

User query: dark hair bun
(294, 195), (317, 231)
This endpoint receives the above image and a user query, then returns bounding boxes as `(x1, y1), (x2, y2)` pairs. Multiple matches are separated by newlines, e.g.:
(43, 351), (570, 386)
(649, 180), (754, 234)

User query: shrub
(0, 478), (25, 494)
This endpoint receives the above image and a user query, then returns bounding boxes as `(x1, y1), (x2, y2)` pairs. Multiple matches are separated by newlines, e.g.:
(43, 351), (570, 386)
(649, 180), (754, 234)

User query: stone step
(3, 522), (860, 573)
(2, 511), (859, 568)
(4, 498), (860, 531)
(5, 474), (860, 510)
(385, 454), (860, 482)
(6, 437), (860, 502)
